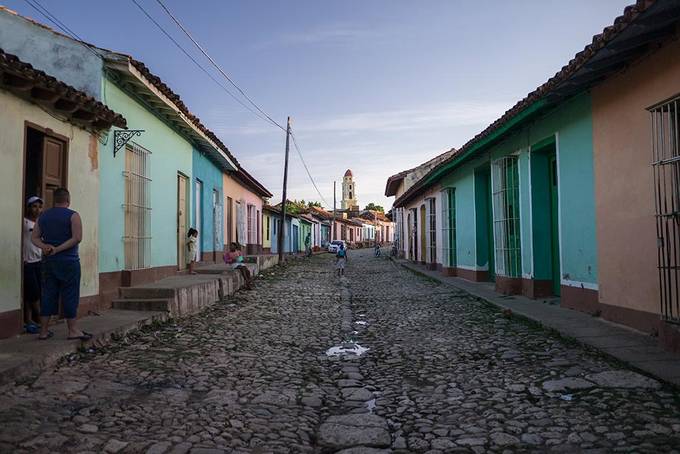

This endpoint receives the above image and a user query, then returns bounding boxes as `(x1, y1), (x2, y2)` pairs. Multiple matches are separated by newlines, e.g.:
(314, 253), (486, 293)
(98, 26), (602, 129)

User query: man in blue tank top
(31, 188), (91, 341)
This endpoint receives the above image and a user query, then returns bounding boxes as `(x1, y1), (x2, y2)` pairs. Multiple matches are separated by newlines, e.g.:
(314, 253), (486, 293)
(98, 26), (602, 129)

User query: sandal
(67, 331), (93, 341)
(38, 331), (54, 340)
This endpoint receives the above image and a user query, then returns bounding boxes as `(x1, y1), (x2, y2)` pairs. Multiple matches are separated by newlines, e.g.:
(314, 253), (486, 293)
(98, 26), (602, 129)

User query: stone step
(112, 298), (171, 312)
(119, 286), (176, 299)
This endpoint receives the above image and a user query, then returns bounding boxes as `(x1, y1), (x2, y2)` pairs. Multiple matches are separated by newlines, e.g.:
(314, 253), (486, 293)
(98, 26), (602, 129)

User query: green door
(549, 155), (561, 295)
(486, 173), (495, 281)
(448, 188), (457, 267)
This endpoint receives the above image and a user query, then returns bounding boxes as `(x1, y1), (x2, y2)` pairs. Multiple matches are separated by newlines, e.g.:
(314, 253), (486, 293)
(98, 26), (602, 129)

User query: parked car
(328, 240), (346, 253)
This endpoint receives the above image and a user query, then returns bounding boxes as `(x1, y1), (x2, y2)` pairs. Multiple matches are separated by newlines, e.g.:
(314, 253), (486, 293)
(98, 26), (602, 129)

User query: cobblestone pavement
(1, 250), (680, 454)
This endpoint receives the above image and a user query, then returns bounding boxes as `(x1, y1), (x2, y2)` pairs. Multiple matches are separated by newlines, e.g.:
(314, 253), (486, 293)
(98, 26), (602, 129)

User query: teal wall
(100, 79), (193, 272)
(484, 93), (597, 285)
(440, 157), (487, 270)
(192, 148), (223, 254)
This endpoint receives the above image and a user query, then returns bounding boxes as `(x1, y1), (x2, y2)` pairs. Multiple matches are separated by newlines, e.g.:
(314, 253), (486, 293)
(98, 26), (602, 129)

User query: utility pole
(278, 116), (291, 263)
(332, 181), (337, 240)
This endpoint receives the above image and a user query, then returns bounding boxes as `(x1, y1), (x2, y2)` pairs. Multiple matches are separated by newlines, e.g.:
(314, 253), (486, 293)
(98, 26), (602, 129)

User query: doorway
(531, 139), (561, 296)
(292, 224), (299, 252)
(194, 179), (202, 262)
(212, 189), (220, 262)
(226, 196), (233, 247)
(24, 126), (67, 208)
(419, 205), (426, 262)
(177, 174), (188, 270)
(475, 167), (495, 281)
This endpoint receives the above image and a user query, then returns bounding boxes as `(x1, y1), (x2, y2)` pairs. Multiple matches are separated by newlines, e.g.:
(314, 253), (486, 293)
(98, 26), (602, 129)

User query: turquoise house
(97, 53), (236, 303)
(192, 147), (226, 262)
(393, 93), (597, 310)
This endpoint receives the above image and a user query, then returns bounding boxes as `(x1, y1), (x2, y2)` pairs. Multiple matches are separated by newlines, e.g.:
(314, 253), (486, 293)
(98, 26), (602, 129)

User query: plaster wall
(592, 37), (680, 315)
(192, 149), (223, 256)
(486, 93), (597, 286)
(99, 80), (193, 272)
(0, 9), (102, 99)
(0, 90), (100, 314)
(222, 173), (263, 247)
(440, 157), (486, 270)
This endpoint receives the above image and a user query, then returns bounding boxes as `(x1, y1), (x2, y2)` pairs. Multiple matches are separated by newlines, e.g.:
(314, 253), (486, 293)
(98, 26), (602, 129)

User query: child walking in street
(336, 243), (347, 277)
(187, 228), (198, 274)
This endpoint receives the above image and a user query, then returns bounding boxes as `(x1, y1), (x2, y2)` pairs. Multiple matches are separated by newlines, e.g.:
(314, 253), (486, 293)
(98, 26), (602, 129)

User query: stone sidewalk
(393, 257), (680, 387)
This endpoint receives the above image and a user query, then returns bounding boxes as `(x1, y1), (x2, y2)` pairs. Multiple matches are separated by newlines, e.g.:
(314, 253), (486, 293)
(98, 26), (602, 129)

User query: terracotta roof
(394, 0), (677, 207)
(385, 147), (456, 196)
(0, 48), (125, 130)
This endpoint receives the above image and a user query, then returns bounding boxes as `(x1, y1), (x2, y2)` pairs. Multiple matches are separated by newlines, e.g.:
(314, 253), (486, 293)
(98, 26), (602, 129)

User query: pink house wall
(592, 37), (680, 332)
(222, 173), (263, 251)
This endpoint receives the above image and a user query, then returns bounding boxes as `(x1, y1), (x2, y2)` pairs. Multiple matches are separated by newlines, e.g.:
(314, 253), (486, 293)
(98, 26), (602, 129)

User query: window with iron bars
(427, 197), (437, 264)
(247, 204), (256, 244)
(123, 143), (152, 270)
(492, 156), (522, 277)
(441, 188), (457, 268)
(650, 95), (680, 323)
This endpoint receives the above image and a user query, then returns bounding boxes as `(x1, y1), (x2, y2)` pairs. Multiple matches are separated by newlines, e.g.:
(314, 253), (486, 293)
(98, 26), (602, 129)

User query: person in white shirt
(23, 196), (43, 333)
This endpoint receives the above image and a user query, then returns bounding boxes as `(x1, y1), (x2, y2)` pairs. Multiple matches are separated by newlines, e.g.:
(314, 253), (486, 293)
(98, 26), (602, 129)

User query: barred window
(247, 204), (256, 244)
(123, 143), (151, 270)
(441, 188), (456, 267)
(492, 156), (522, 277)
(427, 198), (437, 263)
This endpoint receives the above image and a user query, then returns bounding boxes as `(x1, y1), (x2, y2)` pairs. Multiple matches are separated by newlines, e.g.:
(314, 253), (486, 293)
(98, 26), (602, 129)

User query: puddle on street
(355, 321), (367, 326)
(325, 343), (369, 357)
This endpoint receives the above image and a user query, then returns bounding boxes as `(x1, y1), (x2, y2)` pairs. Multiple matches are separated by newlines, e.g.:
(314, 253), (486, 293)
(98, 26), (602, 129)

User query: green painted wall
(483, 93), (597, 285)
(439, 157), (488, 270)
(100, 79), (193, 272)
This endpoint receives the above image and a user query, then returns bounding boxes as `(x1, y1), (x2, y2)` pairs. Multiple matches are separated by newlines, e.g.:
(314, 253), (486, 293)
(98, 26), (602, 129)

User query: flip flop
(67, 331), (93, 341)
(37, 331), (54, 340)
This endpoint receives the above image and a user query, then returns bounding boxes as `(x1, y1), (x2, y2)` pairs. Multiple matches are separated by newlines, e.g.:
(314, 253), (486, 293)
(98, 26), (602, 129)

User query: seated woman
(223, 242), (253, 290)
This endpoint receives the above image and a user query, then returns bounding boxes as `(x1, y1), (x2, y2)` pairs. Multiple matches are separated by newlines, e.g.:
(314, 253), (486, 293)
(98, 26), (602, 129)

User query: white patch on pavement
(326, 343), (369, 357)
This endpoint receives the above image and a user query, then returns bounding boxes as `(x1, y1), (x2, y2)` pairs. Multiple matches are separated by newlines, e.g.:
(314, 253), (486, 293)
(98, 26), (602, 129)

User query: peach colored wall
(222, 173), (263, 247)
(592, 37), (680, 316)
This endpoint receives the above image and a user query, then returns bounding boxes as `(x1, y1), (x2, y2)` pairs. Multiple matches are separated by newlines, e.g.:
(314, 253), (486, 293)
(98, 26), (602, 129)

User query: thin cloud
(253, 23), (387, 49)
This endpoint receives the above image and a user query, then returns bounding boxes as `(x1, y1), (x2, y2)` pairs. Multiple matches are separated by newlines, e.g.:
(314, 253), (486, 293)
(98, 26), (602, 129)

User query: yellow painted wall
(0, 89), (99, 314)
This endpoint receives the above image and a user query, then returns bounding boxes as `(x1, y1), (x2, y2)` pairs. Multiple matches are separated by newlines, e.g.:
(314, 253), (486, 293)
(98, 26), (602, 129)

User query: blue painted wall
(0, 9), (102, 99)
(192, 148), (223, 255)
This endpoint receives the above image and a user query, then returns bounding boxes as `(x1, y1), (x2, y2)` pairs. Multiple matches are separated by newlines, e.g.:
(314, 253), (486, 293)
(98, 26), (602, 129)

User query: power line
(290, 131), (330, 207)
(153, 0), (286, 132)
(130, 0), (274, 125)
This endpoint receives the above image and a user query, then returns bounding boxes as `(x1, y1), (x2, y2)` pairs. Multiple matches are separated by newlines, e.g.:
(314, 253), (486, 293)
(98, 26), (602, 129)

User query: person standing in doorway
(187, 228), (199, 274)
(31, 188), (91, 341)
(23, 196), (43, 333)
(305, 232), (312, 257)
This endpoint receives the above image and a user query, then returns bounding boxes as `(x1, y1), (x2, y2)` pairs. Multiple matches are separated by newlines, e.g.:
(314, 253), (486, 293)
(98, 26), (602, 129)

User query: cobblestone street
(2, 250), (680, 454)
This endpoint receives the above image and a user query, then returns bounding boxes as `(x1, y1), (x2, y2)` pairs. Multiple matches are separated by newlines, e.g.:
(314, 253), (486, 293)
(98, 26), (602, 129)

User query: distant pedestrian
(23, 196), (43, 334)
(187, 228), (198, 274)
(305, 232), (312, 257)
(31, 188), (91, 341)
(336, 243), (347, 277)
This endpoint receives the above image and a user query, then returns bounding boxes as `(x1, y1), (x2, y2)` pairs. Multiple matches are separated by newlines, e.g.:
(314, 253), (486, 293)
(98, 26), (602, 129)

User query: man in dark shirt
(31, 188), (91, 341)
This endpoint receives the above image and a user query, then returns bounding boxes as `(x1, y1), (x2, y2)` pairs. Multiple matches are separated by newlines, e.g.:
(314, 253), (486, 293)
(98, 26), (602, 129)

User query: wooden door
(549, 155), (561, 296)
(42, 137), (67, 208)
(177, 174), (188, 269)
(420, 205), (426, 262)
(226, 196), (233, 246)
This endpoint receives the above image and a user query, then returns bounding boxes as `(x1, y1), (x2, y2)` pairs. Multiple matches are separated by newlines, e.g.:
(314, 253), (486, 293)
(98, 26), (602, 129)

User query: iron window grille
(247, 204), (256, 244)
(427, 198), (437, 264)
(650, 95), (680, 323)
(441, 188), (457, 268)
(492, 156), (522, 278)
(123, 143), (152, 270)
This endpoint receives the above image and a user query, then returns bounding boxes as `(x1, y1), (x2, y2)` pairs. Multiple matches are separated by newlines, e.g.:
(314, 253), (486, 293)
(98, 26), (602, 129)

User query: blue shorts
(41, 260), (81, 319)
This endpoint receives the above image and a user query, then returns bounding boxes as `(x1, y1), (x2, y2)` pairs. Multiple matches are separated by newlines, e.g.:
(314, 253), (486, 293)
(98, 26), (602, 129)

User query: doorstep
(393, 258), (680, 387)
(0, 309), (167, 386)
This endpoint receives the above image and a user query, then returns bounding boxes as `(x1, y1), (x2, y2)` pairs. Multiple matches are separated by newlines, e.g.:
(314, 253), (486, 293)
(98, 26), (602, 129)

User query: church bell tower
(341, 169), (358, 210)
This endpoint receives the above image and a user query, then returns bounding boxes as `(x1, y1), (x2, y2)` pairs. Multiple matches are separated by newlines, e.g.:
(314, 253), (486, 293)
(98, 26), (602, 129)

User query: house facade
(0, 49), (125, 338)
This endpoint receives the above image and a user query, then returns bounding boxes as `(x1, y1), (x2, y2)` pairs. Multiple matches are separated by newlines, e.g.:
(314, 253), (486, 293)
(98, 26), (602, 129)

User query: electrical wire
(130, 0), (275, 125)
(153, 0), (286, 132)
(21, 0), (103, 59)
(290, 131), (330, 207)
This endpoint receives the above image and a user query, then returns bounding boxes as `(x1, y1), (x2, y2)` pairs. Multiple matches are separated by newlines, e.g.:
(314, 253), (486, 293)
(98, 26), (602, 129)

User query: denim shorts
(41, 260), (81, 319)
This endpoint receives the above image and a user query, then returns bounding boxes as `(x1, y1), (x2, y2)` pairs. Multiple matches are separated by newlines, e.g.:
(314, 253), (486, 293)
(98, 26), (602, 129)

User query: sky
(4, 0), (632, 210)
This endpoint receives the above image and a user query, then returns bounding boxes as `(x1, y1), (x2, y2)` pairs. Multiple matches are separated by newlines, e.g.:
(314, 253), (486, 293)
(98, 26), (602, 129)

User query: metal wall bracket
(113, 130), (145, 156)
